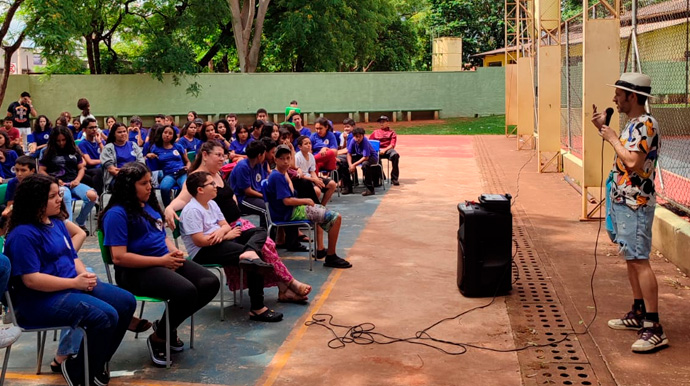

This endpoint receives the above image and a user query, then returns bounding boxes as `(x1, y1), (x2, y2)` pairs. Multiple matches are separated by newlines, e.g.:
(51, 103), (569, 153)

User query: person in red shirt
(2, 117), (24, 156)
(369, 116), (400, 185)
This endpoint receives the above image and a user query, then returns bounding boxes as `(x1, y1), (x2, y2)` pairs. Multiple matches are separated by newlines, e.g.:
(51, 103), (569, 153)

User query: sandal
(278, 290), (308, 304)
(298, 234), (311, 243)
(249, 309), (283, 322)
(288, 279), (312, 297)
(128, 317), (153, 333)
(50, 357), (61, 373)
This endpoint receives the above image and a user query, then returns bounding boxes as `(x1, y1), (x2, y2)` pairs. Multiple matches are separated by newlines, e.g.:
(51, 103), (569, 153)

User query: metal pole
(685, 0), (689, 106)
(566, 20), (572, 150)
(632, 0), (638, 72)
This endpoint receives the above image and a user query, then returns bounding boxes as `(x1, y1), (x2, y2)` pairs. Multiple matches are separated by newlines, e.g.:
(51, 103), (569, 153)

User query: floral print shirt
(610, 114), (660, 209)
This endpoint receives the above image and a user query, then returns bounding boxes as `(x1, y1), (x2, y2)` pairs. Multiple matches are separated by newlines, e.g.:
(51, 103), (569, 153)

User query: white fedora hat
(607, 72), (653, 97)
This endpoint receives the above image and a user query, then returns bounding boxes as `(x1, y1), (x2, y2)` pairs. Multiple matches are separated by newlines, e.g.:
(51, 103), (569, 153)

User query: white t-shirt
(179, 197), (225, 258)
(294, 151), (316, 177)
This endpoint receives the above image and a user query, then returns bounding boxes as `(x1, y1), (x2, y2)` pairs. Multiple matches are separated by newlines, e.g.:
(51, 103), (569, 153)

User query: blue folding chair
(260, 179), (317, 270)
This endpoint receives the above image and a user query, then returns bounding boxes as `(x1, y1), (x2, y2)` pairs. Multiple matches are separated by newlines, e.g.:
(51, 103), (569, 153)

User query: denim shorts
(609, 202), (655, 260)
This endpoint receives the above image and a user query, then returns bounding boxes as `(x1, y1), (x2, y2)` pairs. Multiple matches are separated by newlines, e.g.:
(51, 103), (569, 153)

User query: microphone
(605, 108), (614, 126)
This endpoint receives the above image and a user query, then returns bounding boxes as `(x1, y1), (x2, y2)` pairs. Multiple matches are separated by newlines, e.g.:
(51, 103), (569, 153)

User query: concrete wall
(1, 70), (505, 123)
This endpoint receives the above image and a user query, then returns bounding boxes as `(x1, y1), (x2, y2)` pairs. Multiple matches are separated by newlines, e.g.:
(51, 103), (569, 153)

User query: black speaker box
(457, 194), (513, 297)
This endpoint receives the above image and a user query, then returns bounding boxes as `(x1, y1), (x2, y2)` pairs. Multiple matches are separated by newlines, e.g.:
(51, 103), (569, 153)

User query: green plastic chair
(173, 211), (233, 317)
(0, 184), (8, 205)
(187, 151), (196, 163)
(97, 230), (195, 368)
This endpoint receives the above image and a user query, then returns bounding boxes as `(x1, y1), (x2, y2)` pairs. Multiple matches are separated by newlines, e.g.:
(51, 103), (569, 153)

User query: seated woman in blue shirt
(101, 123), (145, 189)
(28, 115), (52, 157)
(149, 125), (191, 207)
(39, 126), (98, 233)
(177, 121), (202, 153)
(5, 173), (136, 386)
(229, 124), (253, 163)
(100, 162), (219, 367)
(0, 131), (18, 182)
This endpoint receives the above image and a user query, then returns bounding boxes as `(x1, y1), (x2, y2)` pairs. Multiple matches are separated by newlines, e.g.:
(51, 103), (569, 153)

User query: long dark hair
(33, 115), (52, 134)
(8, 174), (67, 233)
(180, 121), (197, 138)
(260, 122), (275, 140)
(315, 117), (334, 133)
(42, 126), (82, 162)
(0, 131), (10, 150)
(199, 122), (216, 142)
(106, 123), (126, 144)
(190, 140), (224, 173)
(99, 162), (163, 230)
(214, 119), (233, 142)
(154, 125), (177, 147)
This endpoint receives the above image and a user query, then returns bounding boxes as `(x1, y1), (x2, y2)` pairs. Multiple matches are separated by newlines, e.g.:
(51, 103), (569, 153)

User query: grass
(391, 115), (506, 135)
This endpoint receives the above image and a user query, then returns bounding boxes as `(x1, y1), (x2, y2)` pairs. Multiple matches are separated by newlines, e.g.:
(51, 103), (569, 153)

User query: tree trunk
(93, 37), (102, 74)
(0, 48), (16, 108)
(84, 35), (96, 74)
(227, 0), (270, 73)
(0, 0), (27, 108)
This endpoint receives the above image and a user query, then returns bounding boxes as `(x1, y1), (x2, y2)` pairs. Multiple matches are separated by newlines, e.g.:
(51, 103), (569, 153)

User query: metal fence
(559, 0), (690, 214)
(624, 0), (690, 214)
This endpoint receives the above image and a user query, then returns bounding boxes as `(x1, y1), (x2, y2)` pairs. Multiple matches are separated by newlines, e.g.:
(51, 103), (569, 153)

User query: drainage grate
(507, 222), (599, 385)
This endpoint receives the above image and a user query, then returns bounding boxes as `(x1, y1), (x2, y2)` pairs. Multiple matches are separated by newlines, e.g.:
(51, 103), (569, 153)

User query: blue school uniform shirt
(229, 137), (253, 155)
(0, 150), (17, 178)
(310, 131), (338, 153)
(152, 143), (186, 176)
(31, 129), (51, 148)
(299, 127), (311, 137)
(229, 158), (266, 204)
(5, 219), (78, 301)
(346, 133), (354, 148)
(113, 141), (137, 168)
(128, 128), (148, 143)
(178, 136), (201, 153)
(5, 177), (18, 202)
(265, 170), (295, 222)
(103, 204), (169, 259)
(78, 139), (104, 169)
(348, 137), (379, 163)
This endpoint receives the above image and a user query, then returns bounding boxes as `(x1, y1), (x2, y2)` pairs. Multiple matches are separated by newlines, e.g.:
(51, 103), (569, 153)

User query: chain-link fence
(561, 14), (584, 157)
(622, 0), (690, 214)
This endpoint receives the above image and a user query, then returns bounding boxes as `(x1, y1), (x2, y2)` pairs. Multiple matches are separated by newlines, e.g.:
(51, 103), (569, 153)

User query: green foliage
(427, 0), (504, 64)
(393, 115), (505, 135)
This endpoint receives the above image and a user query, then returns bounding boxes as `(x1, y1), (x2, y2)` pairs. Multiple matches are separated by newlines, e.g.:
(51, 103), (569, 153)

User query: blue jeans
(62, 183), (97, 226)
(159, 173), (187, 207)
(610, 202), (655, 261)
(0, 254), (10, 294)
(14, 281), (136, 381)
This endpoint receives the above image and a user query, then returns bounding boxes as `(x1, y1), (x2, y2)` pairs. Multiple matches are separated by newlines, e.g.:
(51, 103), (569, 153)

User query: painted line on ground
(2, 372), (238, 386)
(261, 269), (344, 386)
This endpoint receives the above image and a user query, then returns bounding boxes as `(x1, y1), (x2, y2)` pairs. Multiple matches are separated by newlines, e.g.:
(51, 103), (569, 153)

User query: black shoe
(61, 356), (84, 386)
(93, 368), (110, 386)
(239, 258), (275, 274)
(324, 254), (352, 269)
(362, 189), (375, 196)
(392, 180), (400, 186)
(249, 308), (283, 322)
(316, 249), (327, 260)
(342, 187), (353, 195)
(152, 320), (184, 352)
(147, 335), (170, 367)
(50, 357), (61, 373)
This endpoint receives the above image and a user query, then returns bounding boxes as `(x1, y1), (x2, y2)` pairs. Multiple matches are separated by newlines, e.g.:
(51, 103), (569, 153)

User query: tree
(0, 0), (38, 107)
(427, 0), (504, 64)
(228, 0), (271, 73)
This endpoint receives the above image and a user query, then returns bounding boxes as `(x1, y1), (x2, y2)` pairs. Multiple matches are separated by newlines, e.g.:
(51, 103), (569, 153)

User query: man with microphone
(591, 72), (666, 352)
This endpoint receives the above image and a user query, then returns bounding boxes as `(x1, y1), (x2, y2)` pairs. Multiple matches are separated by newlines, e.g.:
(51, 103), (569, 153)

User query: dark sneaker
(152, 320), (184, 352)
(61, 356), (84, 386)
(392, 180), (400, 186)
(608, 310), (644, 330)
(632, 321), (669, 352)
(93, 369), (110, 386)
(362, 189), (375, 196)
(316, 249), (327, 260)
(147, 335), (170, 367)
(323, 254), (352, 269)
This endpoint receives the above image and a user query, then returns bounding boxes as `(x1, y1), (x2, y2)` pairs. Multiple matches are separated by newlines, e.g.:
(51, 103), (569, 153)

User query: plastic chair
(3, 292), (89, 382)
(0, 184), (7, 205)
(260, 179), (317, 270)
(172, 214), (232, 318)
(187, 151), (196, 163)
(97, 230), (194, 368)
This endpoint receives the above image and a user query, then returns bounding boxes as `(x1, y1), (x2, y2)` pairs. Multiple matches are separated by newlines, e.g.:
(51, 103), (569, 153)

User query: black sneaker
(316, 249), (327, 260)
(152, 320), (184, 352)
(93, 369), (110, 386)
(392, 180), (400, 186)
(323, 254), (352, 269)
(147, 335), (170, 367)
(608, 309), (644, 330)
(631, 320), (669, 352)
(61, 356), (84, 386)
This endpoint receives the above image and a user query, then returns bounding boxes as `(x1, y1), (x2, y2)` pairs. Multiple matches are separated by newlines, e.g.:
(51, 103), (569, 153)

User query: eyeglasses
(87, 125), (98, 129)
(202, 181), (217, 188)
